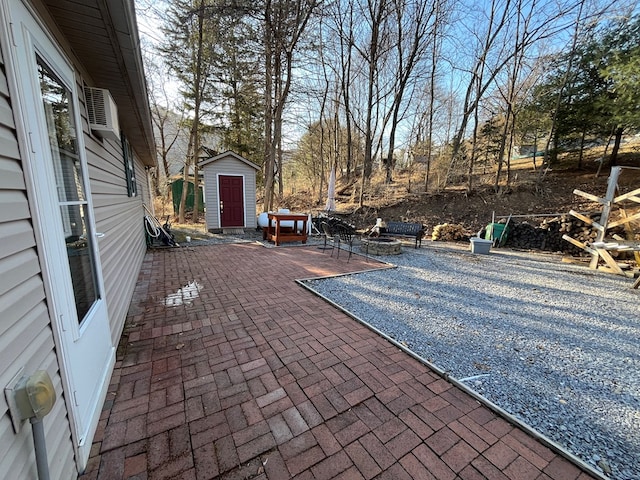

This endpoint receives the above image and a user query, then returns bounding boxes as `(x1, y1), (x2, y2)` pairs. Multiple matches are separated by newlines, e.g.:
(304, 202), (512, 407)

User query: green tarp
(171, 180), (204, 214)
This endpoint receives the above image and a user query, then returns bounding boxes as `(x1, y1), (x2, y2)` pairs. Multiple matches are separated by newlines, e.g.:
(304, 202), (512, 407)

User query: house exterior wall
(84, 127), (148, 346)
(203, 156), (258, 231)
(0, 26), (77, 480)
(0, 1), (153, 477)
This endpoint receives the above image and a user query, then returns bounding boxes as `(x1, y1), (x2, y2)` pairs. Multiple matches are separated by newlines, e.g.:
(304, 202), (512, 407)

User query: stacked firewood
(503, 214), (605, 254)
(432, 223), (469, 242)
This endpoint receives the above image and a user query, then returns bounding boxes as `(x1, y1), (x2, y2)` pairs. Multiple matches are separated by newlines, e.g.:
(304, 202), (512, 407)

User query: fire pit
(360, 237), (402, 255)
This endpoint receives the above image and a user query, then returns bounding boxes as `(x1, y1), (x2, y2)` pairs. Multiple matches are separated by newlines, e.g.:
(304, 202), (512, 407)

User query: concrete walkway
(79, 243), (596, 480)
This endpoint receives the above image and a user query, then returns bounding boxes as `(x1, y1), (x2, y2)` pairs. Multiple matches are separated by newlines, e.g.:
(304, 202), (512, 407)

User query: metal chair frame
(321, 221), (339, 257)
(334, 224), (356, 262)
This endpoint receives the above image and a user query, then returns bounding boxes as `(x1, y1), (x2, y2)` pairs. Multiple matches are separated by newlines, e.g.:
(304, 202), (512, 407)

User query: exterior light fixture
(8, 370), (56, 422)
(5, 369), (57, 480)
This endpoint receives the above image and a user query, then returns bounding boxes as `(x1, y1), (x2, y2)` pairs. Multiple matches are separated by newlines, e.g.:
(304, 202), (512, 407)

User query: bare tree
(162, 0), (215, 223)
(150, 104), (186, 200)
(445, 0), (514, 190)
(335, 0), (357, 181)
(382, 0), (436, 184)
(537, 0), (588, 185)
(493, 0), (581, 191)
(348, 0), (394, 206)
(141, 45), (187, 202)
(262, 0), (320, 212)
(423, 0), (449, 193)
(493, 0), (532, 192)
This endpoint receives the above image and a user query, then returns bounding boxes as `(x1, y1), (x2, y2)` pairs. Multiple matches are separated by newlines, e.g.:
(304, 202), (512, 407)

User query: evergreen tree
(205, 3), (264, 163)
(599, 14), (640, 165)
(161, 0), (216, 223)
(531, 14), (640, 167)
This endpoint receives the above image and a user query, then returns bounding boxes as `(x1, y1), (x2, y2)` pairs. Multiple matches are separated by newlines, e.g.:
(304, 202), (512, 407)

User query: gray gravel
(303, 242), (640, 480)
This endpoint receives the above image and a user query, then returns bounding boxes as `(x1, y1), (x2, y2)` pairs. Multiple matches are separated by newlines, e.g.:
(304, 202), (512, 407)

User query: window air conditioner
(84, 87), (120, 141)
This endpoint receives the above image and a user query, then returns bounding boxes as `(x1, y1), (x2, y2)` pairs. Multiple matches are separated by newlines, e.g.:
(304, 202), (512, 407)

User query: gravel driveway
(302, 242), (640, 480)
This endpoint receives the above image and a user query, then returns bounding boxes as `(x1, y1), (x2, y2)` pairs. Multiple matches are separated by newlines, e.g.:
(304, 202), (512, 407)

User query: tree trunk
(162, 154), (171, 201)
(578, 127), (586, 169)
(424, 3), (439, 193)
(532, 130), (538, 170)
(359, 0), (387, 207)
(263, 6), (274, 213)
(537, 0), (585, 186)
(262, 0), (317, 211)
(467, 107), (479, 193)
(494, 102), (513, 192)
(178, 163), (190, 223)
(192, 162), (200, 223)
(384, 107), (400, 184)
(178, 0), (205, 224)
(609, 127), (623, 167)
(338, 3), (354, 180)
(317, 60), (330, 205)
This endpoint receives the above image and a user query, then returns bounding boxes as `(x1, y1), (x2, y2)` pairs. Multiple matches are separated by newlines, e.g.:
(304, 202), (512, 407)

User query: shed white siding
(0, 34), (76, 480)
(202, 153), (259, 231)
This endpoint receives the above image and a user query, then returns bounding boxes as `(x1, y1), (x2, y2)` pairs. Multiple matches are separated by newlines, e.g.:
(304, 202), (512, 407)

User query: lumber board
(591, 241), (640, 251)
(591, 167), (622, 268)
(573, 189), (604, 203)
(562, 234), (596, 255)
(594, 247), (625, 274)
(598, 266), (633, 276)
(568, 167), (639, 276)
(613, 187), (640, 203)
(569, 210), (604, 231)
(608, 211), (640, 228)
(619, 207), (640, 265)
(633, 276), (640, 289)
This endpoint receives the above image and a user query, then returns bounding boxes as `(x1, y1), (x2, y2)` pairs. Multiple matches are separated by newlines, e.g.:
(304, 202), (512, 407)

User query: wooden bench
(382, 221), (425, 248)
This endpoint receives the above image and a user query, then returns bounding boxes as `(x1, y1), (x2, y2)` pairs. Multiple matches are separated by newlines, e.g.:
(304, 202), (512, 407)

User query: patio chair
(321, 221), (339, 256)
(334, 224), (356, 262)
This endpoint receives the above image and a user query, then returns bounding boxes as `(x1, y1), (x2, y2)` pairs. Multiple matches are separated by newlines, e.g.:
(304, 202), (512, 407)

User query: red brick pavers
(79, 243), (596, 480)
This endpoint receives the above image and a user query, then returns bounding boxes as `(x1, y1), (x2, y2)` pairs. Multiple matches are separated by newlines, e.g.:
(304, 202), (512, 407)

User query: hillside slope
(287, 143), (640, 236)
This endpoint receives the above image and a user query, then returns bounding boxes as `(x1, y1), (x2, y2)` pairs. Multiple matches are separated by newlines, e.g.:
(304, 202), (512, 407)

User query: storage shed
(200, 151), (261, 232)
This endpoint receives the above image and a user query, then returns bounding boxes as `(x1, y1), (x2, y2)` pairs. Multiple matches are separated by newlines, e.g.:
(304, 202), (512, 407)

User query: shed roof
(43, 0), (156, 167)
(199, 150), (261, 171)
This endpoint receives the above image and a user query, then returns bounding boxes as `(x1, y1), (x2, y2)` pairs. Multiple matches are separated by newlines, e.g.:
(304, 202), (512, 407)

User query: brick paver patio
(79, 242), (597, 480)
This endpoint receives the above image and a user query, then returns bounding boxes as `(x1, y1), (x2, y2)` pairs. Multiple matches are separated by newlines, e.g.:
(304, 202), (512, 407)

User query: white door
(3, 0), (114, 467)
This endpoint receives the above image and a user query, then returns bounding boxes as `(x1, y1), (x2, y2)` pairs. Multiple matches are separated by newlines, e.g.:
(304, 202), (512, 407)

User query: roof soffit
(43, 0), (156, 167)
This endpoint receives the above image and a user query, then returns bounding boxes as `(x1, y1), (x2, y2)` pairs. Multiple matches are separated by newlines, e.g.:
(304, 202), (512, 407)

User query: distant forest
(136, 0), (639, 220)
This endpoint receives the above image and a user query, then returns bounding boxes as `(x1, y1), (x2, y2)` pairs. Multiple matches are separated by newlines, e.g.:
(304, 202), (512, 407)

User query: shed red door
(219, 175), (244, 227)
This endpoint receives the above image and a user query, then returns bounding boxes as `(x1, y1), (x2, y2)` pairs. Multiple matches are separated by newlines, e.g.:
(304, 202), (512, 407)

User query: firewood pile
(503, 214), (627, 255)
(431, 223), (469, 242)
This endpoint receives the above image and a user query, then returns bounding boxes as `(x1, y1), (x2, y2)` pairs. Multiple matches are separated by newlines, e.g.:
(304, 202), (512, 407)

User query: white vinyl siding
(0, 2), (153, 475)
(0, 42), (76, 480)
(80, 90), (147, 346)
